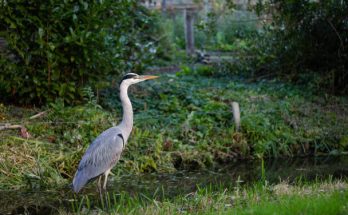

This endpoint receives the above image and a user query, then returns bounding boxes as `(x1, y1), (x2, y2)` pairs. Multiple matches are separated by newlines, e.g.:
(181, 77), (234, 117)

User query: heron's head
(120, 73), (159, 86)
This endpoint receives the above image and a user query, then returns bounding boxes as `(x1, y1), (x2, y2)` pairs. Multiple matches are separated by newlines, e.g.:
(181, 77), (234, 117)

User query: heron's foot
(96, 185), (102, 193)
(96, 185), (107, 193)
(102, 184), (107, 191)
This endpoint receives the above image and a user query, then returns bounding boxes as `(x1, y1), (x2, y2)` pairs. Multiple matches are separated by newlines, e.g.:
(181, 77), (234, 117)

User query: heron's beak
(139, 75), (159, 80)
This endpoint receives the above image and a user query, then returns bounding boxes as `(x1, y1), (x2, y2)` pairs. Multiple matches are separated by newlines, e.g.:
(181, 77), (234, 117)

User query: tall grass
(1, 73), (347, 189)
(66, 180), (348, 214)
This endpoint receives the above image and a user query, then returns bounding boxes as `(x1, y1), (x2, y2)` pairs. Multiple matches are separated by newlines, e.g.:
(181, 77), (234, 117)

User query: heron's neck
(119, 83), (133, 140)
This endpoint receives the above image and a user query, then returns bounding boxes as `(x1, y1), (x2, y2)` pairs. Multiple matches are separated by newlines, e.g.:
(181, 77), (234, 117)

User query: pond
(1, 155), (347, 214)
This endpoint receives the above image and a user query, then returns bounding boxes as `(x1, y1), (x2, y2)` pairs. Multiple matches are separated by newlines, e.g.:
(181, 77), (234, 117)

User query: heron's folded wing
(77, 127), (124, 181)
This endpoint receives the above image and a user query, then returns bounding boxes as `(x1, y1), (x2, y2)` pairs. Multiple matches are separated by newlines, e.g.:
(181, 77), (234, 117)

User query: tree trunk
(184, 9), (195, 56)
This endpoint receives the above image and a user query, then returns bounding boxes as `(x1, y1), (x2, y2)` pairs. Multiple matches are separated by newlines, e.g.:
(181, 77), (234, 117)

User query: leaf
(48, 42), (55, 51)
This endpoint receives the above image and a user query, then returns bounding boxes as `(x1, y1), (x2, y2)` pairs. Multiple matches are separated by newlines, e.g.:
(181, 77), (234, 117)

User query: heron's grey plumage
(72, 73), (159, 193)
(72, 127), (124, 193)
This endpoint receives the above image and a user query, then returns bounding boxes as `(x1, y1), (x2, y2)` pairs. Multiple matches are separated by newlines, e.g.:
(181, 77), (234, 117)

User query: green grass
(237, 192), (347, 215)
(0, 72), (348, 189)
(63, 181), (348, 214)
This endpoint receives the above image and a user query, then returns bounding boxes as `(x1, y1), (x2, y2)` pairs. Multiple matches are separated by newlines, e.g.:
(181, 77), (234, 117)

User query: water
(1, 156), (347, 214)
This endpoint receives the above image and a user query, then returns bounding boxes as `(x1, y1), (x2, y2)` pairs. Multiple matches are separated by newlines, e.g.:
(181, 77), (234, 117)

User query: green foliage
(144, 14), (195, 67)
(1, 73), (347, 189)
(252, 0), (348, 94)
(0, 0), (154, 104)
(116, 73), (347, 163)
(195, 8), (259, 51)
(69, 181), (348, 214)
(149, 13), (177, 63)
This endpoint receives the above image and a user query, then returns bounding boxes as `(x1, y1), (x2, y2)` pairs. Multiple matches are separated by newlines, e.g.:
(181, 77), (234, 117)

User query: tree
(255, 0), (348, 94)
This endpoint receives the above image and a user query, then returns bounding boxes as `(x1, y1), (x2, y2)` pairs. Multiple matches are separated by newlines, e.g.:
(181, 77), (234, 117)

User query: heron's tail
(72, 170), (88, 193)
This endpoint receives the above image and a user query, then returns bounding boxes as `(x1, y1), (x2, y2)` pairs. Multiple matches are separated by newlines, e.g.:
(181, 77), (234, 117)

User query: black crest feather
(119, 73), (138, 85)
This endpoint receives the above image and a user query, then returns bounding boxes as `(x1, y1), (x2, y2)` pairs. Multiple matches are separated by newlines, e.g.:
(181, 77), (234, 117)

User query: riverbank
(1, 73), (348, 189)
(1, 179), (347, 214)
(78, 181), (348, 215)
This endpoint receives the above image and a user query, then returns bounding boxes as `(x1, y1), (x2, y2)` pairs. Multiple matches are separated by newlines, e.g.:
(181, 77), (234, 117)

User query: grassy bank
(1, 72), (348, 189)
(64, 180), (348, 214)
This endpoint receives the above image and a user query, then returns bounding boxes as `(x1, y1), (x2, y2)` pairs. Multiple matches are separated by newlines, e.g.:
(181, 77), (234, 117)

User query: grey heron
(72, 73), (159, 193)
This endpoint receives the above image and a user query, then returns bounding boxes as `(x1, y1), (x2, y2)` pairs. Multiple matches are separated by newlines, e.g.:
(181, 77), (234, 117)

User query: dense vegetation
(2, 179), (347, 214)
(1, 73), (347, 189)
(69, 180), (348, 214)
(0, 0), (155, 104)
(1, 0), (346, 102)
(165, 0), (348, 94)
(251, 0), (348, 94)
(0, 1), (348, 214)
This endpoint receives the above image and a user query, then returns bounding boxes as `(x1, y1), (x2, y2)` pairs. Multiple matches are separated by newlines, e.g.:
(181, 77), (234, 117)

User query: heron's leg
(97, 175), (103, 200)
(97, 175), (102, 192)
(103, 169), (111, 190)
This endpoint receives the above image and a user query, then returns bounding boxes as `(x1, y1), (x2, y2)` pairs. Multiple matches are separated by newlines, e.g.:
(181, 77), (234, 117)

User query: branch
(29, 111), (47, 119)
(0, 123), (31, 138)
(0, 123), (23, 130)
(327, 19), (345, 51)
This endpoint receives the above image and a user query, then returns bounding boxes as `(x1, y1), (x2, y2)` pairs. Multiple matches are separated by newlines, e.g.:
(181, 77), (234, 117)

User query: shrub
(0, 0), (154, 104)
(195, 5), (259, 51)
(253, 0), (348, 94)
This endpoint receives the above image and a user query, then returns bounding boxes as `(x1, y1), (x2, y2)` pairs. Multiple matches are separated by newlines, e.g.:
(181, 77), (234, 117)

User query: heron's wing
(73, 127), (124, 192)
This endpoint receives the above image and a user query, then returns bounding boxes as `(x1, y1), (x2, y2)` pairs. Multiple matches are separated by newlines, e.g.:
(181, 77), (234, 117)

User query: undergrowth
(0, 73), (347, 189)
(66, 180), (348, 214)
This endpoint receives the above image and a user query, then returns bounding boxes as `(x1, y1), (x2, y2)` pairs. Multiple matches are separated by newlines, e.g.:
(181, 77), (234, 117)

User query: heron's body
(72, 73), (158, 193)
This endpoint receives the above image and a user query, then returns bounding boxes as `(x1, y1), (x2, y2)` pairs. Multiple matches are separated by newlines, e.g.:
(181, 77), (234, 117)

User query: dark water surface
(1, 156), (348, 214)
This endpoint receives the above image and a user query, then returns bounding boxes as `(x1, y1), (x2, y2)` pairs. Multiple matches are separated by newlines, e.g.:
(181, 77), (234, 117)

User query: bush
(0, 0), (154, 104)
(195, 5), (259, 51)
(253, 0), (348, 94)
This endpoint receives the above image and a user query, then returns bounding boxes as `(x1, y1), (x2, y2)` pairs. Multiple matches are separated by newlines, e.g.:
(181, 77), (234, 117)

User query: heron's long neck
(119, 83), (133, 140)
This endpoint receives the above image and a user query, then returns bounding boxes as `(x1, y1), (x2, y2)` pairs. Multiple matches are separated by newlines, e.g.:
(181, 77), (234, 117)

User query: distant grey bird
(72, 73), (159, 193)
